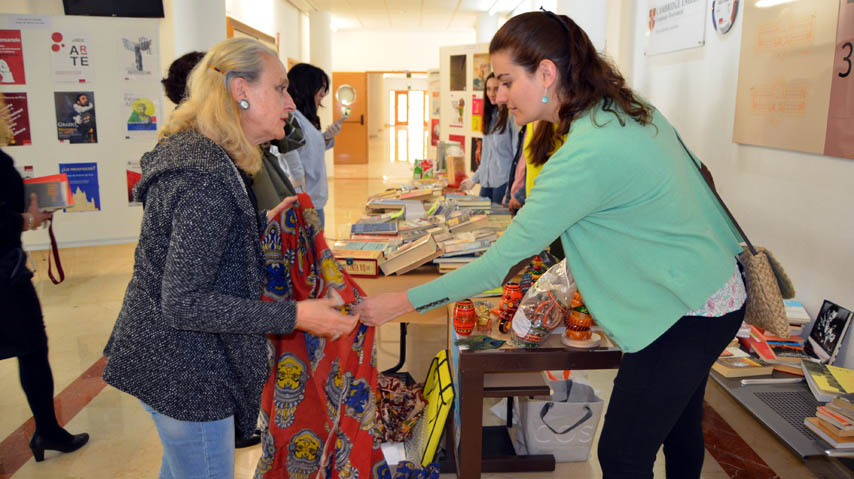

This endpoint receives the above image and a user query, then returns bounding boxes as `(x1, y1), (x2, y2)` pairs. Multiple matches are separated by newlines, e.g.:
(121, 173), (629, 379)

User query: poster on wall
(59, 162), (100, 212)
(450, 54), (466, 91)
(449, 134), (466, 157)
(470, 137), (482, 171)
(472, 53), (490, 91)
(472, 95), (483, 133)
(430, 118), (439, 146)
(54, 91), (98, 143)
(733, 0), (841, 157)
(646, 0), (707, 56)
(1, 92), (32, 146)
(122, 90), (159, 140)
(430, 91), (440, 116)
(120, 33), (157, 81)
(14, 164), (34, 179)
(127, 159), (142, 205)
(0, 30), (26, 84)
(449, 92), (465, 128)
(823, 0), (854, 159)
(50, 31), (94, 83)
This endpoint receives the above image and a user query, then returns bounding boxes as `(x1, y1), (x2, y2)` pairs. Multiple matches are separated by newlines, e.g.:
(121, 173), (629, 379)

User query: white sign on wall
(646, 0), (708, 56)
(50, 31), (94, 83)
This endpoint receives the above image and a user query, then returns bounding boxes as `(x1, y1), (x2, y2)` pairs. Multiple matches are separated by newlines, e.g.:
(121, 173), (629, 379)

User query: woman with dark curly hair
(161, 51), (205, 105)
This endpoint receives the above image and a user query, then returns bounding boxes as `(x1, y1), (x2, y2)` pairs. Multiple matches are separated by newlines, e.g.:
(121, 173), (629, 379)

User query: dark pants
(597, 305), (745, 479)
(479, 182), (507, 205)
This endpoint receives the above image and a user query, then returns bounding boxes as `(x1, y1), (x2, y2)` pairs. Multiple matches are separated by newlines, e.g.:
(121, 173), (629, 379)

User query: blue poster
(59, 162), (100, 212)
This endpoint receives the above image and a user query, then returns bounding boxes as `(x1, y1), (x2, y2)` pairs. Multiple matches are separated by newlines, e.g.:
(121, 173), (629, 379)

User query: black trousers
(597, 305), (745, 479)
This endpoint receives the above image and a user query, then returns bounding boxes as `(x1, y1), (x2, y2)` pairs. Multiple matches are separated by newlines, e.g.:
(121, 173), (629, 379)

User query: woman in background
(461, 72), (519, 204)
(0, 114), (89, 462)
(103, 38), (357, 479)
(356, 11), (746, 479)
(287, 63), (342, 227)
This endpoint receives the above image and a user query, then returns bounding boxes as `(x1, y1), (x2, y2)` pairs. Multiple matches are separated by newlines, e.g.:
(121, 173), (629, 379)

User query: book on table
(785, 300), (812, 325)
(379, 234), (442, 276)
(802, 360), (848, 402)
(832, 393), (854, 415)
(803, 300), (853, 364)
(804, 417), (854, 448)
(711, 357), (773, 378)
(816, 405), (854, 432)
(350, 222), (399, 236)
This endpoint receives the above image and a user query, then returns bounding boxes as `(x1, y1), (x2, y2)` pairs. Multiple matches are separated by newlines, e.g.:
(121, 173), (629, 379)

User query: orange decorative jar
(566, 308), (593, 341)
(500, 283), (523, 312)
(453, 300), (476, 336)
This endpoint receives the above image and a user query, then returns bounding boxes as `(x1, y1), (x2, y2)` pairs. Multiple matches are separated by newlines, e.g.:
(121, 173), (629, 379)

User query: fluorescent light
(755, 0), (796, 8)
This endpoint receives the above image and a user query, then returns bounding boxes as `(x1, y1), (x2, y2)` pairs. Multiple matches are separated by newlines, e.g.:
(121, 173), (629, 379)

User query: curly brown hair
(489, 11), (653, 166)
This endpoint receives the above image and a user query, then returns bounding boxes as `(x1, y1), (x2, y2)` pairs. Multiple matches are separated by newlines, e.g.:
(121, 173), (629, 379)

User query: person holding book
(1, 119), (89, 461)
(460, 72), (519, 204)
(102, 38), (358, 479)
(356, 11), (746, 479)
(287, 63), (342, 227)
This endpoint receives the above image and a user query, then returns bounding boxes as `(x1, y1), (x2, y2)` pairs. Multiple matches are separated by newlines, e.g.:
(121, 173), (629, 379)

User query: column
(171, 0), (226, 57)
(309, 10), (335, 188)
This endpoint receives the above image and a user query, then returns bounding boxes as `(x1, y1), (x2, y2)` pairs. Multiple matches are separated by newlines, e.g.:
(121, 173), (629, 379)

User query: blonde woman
(102, 38), (358, 479)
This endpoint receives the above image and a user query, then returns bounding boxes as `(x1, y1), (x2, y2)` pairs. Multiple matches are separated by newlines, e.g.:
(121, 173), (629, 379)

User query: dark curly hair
(490, 12), (653, 166)
(161, 51), (205, 105)
(287, 63), (329, 130)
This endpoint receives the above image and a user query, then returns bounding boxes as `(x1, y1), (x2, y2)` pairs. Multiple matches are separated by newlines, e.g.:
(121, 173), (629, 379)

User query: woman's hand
(458, 178), (475, 192)
(508, 197), (522, 211)
(353, 292), (415, 326)
(22, 193), (54, 231)
(295, 297), (359, 340)
(266, 195), (298, 223)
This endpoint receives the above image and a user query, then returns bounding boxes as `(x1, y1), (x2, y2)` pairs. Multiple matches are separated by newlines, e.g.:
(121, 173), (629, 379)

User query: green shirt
(409, 106), (742, 353)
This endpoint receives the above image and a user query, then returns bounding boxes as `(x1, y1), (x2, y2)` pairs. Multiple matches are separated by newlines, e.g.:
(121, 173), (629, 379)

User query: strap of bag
(47, 221), (64, 284)
(539, 403), (592, 435)
(673, 129), (757, 256)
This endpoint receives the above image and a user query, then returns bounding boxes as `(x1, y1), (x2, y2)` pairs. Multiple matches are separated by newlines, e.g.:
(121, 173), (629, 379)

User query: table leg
(457, 369), (484, 479)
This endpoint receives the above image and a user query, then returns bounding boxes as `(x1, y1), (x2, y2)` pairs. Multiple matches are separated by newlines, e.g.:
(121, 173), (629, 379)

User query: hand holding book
(23, 193), (54, 231)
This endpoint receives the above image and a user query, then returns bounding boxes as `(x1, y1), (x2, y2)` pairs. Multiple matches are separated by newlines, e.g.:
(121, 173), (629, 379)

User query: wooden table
(444, 308), (622, 478)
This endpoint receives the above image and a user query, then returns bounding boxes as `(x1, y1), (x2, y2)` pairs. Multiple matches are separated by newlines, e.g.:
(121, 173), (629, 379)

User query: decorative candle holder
(453, 299), (476, 336)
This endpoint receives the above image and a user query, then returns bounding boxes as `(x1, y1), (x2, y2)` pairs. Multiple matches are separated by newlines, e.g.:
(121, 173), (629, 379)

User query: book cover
(23, 174), (73, 210)
(350, 222), (399, 236)
(784, 299), (812, 325)
(711, 357), (773, 378)
(380, 234), (440, 276)
(804, 300), (853, 364)
(802, 360), (847, 402)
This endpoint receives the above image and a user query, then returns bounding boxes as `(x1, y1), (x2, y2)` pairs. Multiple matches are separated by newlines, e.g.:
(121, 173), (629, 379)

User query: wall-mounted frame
(225, 16), (277, 53)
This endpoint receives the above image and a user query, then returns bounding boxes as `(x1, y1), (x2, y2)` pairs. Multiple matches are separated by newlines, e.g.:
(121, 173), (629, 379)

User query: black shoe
(29, 432), (89, 462)
(235, 433), (261, 449)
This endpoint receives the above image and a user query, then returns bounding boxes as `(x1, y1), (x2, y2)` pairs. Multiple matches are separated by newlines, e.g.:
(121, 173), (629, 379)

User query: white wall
(225, 0), (304, 66)
(628, 1), (854, 366)
(332, 30), (476, 71)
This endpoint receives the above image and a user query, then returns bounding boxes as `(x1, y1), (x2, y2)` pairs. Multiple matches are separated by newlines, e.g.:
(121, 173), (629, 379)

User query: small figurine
(474, 301), (492, 333)
(529, 255), (547, 282)
(453, 299), (476, 336)
(498, 308), (514, 334)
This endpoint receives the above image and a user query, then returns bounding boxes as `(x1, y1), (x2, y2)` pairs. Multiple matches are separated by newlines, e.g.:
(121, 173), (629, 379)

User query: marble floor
(0, 133), (841, 478)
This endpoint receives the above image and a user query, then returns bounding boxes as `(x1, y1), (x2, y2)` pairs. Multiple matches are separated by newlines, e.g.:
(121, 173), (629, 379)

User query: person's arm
(357, 146), (605, 325)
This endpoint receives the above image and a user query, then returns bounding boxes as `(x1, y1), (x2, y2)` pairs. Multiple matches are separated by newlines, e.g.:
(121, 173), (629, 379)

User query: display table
(444, 306), (622, 479)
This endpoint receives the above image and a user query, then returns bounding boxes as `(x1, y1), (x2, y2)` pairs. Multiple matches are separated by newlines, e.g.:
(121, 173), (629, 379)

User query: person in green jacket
(356, 11), (747, 479)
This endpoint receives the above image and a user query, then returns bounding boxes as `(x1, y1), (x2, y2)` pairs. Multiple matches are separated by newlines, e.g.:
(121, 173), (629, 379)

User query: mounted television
(63, 0), (165, 18)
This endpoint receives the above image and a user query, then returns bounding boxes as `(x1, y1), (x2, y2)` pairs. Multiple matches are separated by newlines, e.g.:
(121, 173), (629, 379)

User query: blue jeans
(479, 183), (507, 205)
(317, 208), (325, 230)
(141, 401), (235, 479)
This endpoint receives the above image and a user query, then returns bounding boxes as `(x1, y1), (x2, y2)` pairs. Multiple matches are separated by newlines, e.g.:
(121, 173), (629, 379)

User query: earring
(239, 99), (250, 110)
(541, 86), (549, 104)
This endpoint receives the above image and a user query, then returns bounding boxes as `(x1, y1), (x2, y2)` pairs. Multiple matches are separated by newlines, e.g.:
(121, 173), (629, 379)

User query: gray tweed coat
(103, 130), (296, 440)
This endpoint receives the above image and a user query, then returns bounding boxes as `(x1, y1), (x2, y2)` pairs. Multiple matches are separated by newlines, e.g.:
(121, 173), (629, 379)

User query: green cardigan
(409, 106), (742, 353)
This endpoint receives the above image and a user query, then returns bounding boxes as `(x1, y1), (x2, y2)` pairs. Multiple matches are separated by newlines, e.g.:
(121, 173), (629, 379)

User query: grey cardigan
(103, 130), (296, 439)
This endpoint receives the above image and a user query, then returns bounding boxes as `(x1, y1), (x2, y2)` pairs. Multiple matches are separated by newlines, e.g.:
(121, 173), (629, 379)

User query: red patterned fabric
(255, 193), (389, 479)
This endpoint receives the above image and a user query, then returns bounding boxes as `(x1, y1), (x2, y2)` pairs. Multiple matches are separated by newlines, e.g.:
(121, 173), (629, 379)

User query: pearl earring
(239, 99), (250, 110)
(541, 86), (549, 104)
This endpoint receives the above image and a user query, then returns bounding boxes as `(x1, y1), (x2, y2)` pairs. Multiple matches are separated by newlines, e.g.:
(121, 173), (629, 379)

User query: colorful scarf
(255, 193), (388, 479)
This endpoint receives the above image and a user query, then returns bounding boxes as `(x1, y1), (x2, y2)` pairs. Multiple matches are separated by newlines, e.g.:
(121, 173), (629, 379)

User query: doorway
(332, 72), (368, 165)
(388, 89), (429, 163)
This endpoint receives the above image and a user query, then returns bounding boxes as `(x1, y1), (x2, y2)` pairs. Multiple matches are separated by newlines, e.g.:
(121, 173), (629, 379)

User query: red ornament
(453, 299), (476, 337)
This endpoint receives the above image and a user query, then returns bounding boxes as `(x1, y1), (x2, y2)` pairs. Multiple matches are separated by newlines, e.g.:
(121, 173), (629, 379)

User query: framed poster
(647, 0), (708, 55)
(449, 92), (465, 129)
(1, 92), (31, 145)
(122, 90), (159, 140)
(59, 162), (100, 212)
(54, 91), (97, 143)
(119, 32), (157, 81)
(50, 31), (94, 83)
(472, 53), (490, 91)
(0, 29), (26, 84)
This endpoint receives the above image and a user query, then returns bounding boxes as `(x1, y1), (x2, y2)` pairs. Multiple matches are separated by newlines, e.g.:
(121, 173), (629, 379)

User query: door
(332, 72), (368, 165)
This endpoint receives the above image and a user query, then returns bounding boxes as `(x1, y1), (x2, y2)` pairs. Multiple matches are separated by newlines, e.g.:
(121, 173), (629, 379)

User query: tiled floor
(0, 132), (834, 478)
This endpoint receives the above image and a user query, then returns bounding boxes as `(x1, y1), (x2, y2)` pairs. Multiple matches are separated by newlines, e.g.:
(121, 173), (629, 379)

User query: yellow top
(524, 122), (567, 195)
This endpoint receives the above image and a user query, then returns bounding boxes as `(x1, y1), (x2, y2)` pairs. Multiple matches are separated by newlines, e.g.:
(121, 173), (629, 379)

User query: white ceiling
(290, 0), (524, 31)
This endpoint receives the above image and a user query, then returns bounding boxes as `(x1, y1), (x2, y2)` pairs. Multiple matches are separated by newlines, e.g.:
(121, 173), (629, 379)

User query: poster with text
(472, 53), (490, 91)
(50, 31), (94, 83)
(449, 92), (465, 128)
(0, 30), (26, 84)
(55, 91), (98, 144)
(59, 162), (100, 212)
(430, 118), (439, 146)
(1, 92), (32, 146)
(119, 32), (158, 81)
(122, 90), (159, 140)
(646, 0), (707, 56)
(450, 54), (466, 91)
(127, 159), (142, 205)
(472, 95), (483, 133)
(823, 0), (854, 159)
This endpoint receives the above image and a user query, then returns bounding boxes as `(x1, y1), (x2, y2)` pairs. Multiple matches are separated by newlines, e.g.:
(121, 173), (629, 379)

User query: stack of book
(738, 325), (810, 376)
(785, 300), (812, 337)
(804, 394), (854, 449)
(711, 356), (774, 378)
(802, 360), (854, 402)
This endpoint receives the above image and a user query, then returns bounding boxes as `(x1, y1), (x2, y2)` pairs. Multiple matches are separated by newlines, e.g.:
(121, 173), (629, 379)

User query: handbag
(674, 130), (794, 337)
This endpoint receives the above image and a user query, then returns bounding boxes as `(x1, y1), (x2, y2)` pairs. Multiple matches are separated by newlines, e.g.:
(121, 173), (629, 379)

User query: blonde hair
(159, 37), (278, 174)
(0, 95), (11, 146)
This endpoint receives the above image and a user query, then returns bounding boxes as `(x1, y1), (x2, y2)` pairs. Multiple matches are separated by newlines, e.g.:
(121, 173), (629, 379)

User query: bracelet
(24, 213), (34, 230)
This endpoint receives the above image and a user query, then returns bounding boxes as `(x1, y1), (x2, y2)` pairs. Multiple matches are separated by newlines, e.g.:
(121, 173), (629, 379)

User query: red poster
(449, 134), (466, 157)
(430, 118), (439, 146)
(0, 30), (26, 84)
(824, 0), (854, 159)
(1, 92), (32, 146)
